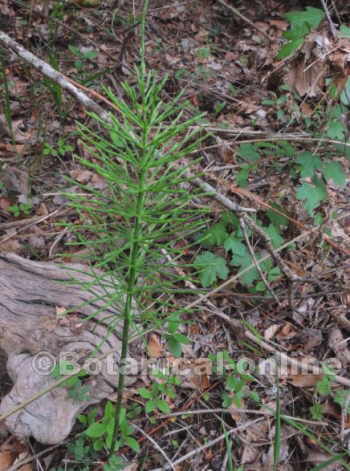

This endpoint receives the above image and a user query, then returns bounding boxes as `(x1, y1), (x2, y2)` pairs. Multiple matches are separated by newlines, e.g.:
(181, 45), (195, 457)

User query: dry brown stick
(0, 30), (113, 121)
(320, 0), (337, 39)
(191, 173), (256, 213)
(7, 442), (66, 471)
(245, 329), (350, 388)
(159, 408), (328, 426)
(133, 423), (176, 471)
(0, 208), (68, 245)
(163, 418), (265, 470)
(201, 125), (350, 147)
(217, 0), (271, 42)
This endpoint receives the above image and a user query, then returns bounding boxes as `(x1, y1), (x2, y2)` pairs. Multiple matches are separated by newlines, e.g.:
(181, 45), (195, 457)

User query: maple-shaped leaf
(224, 236), (246, 256)
(237, 143), (260, 162)
(296, 180), (327, 215)
(230, 249), (259, 287)
(200, 222), (229, 248)
(326, 119), (346, 140)
(321, 161), (346, 186)
(264, 223), (284, 248)
(296, 151), (321, 178)
(194, 251), (229, 287)
(266, 203), (288, 229)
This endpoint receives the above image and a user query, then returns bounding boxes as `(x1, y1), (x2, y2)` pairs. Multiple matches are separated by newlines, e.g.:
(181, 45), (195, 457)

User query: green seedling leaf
(172, 333), (191, 344)
(267, 266), (282, 282)
(125, 436), (140, 453)
(266, 203), (289, 228)
(296, 151), (321, 178)
(145, 400), (156, 414)
(156, 399), (171, 414)
(199, 222), (229, 247)
(310, 403), (324, 421)
(296, 181), (327, 216)
(235, 164), (251, 187)
(85, 422), (106, 438)
(237, 143), (260, 162)
(68, 383), (90, 402)
(340, 78), (350, 106)
(264, 223), (284, 248)
(326, 119), (346, 140)
(322, 161), (346, 186)
(230, 251), (259, 287)
(338, 25), (350, 38)
(194, 251), (229, 287)
(224, 237), (246, 256)
(284, 7), (324, 30)
(138, 387), (153, 399)
(276, 38), (303, 60)
(283, 23), (310, 40)
(166, 335), (182, 357)
(316, 374), (332, 396)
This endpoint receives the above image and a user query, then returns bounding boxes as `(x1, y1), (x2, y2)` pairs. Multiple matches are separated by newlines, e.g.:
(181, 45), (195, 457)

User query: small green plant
(51, 360), (90, 401)
(194, 211), (283, 290)
(65, 63), (208, 456)
(227, 138), (346, 219)
(310, 401), (324, 421)
(276, 7), (325, 60)
(196, 46), (211, 59)
(43, 136), (74, 158)
(83, 401), (140, 453)
(210, 351), (260, 407)
(68, 45), (97, 72)
(8, 202), (33, 217)
(310, 365), (350, 421)
(138, 371), (180, 414)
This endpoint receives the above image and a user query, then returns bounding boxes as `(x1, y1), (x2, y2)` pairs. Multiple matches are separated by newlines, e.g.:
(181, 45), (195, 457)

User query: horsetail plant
(65, 64), (208, 459)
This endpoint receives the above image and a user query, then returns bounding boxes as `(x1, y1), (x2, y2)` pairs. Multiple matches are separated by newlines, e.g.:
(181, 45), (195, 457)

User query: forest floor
(1, 0), (350, 469)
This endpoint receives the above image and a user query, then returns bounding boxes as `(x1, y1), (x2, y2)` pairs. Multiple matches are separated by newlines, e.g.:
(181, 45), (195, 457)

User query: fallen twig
(0, 30), (113, 121)
(217, 0), (271, 42)
(245, 329), (350, 388)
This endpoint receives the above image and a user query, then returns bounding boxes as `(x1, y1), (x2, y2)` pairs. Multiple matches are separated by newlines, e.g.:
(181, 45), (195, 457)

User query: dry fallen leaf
(288, 374), (323, 388)
(0, 239), (22, 253)
(264, 323), (281, 341)
(0, 450), (14, 470)
(147, 334), (163, 358)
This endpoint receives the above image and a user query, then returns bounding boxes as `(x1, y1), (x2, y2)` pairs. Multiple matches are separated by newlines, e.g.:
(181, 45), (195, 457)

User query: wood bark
(0, 253), (136, 444)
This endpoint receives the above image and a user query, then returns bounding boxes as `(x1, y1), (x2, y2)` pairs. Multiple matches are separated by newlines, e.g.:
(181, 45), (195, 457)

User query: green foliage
(310, 402), (324, 421)
(84, 402), (140, 453)
(209, 351), (259, 407)
(51, 361), (90, 401)
(296, 179), (327, 216)
(194, 213), (283, 290)
(315, 365), (335, 396)
(276, 7), (325, 59)
(69, 45), (97, 71)
(138, 371), (180, 414)
(44, 137), (74, 157)
(334, 390), (350, 412)
(339, 25), (350, 38)
(7, 202), (32, 217)
(65, 64), (209, 452)
(194, 251), (229, 287)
